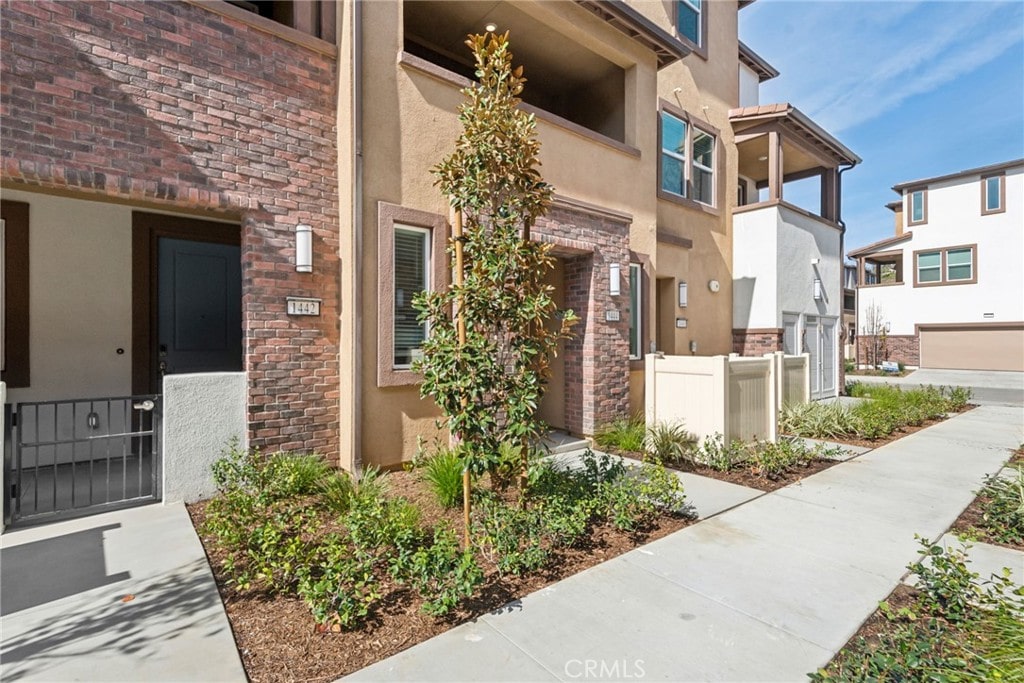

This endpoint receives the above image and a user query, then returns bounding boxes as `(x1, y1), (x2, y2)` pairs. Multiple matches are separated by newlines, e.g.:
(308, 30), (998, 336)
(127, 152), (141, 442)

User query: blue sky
(739, 0), (1024, 252)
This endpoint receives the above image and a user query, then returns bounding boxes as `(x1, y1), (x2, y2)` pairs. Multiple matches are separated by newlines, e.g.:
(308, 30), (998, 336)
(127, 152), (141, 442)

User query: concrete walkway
(0, 502), (245, 682)
(348, 405), (1023, 682)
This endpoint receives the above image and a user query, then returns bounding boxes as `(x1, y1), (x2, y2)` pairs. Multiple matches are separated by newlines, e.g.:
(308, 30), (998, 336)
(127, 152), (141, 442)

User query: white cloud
(747, 1), (1024, 133)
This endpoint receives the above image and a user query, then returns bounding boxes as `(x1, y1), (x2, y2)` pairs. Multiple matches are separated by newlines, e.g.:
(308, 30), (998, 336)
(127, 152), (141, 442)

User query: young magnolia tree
(413, 32), (577, 484)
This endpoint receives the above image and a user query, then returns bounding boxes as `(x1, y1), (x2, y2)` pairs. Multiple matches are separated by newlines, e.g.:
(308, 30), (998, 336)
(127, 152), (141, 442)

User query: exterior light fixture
(678, 281), (688, 307)
(295, 223), (313, 273)
(609, 262), (621, 296)
(485, 22), (497, 32)
(813, 277), (823, 300)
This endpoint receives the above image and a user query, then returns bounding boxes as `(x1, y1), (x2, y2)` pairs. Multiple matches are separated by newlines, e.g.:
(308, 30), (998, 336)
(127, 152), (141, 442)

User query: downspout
(352, 0), (364, 472)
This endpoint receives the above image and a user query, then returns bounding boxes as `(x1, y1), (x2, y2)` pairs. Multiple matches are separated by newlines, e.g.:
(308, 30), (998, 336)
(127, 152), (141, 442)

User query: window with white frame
(660, 110), (716, 207)
(908, 189), (927, 225)
(629, 263), (642, 359)
(916, 251), (941, 284)
(946, 248), (973, 281)
(676, 0), (701, 48)
(393, 225), (430, 367)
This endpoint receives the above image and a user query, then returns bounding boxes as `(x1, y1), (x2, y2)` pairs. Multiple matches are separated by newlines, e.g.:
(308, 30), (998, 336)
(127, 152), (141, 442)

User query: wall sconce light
(609, 262), (621, 296)
(295, 223), (312, 273)
(678, 281), (688, 307)
(813, 277), (823, 300)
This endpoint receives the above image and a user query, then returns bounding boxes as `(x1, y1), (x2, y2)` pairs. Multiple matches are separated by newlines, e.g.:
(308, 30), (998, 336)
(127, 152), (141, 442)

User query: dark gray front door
(157, 238), (242, 377)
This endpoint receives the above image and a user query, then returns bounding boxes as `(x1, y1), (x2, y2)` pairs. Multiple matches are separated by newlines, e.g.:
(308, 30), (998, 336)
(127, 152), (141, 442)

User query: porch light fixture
(609, 263), (621, 296)
(813, 277), (823, 301)
(678, 281), (688, 307)
(295, 223), (313, 273)
(485, 22), (497, 32)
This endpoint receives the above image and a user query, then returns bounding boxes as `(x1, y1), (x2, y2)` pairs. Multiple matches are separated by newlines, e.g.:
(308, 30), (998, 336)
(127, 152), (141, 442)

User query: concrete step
(539, 430), (590, 455)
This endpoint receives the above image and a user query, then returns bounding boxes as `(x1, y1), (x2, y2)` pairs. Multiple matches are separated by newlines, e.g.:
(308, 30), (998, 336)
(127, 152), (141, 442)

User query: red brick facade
(1, 1), (340, 457)
(732, 328), (784, 356)
(534, 203), (632, 435)
(857, 335), (919, 368)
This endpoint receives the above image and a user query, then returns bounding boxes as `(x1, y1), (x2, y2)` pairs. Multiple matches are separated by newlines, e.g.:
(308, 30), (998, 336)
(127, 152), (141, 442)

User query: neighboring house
(1, 0), (857, 511)
(849, 159), (1024, 371)
(843, 262), (857, 360)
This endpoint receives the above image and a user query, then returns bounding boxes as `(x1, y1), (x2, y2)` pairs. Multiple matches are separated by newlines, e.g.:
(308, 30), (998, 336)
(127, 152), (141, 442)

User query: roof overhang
(731, 103), (861, 167)
(848, 232), (913, 259)
(891, 158), (1024, 193)
(738, 41), (778, 82)
(573, 0), (690, 68)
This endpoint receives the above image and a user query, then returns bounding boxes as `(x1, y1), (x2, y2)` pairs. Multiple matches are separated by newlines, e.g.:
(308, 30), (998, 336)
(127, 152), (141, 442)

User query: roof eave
(848, 232), (913, 259)
(573, 0), (690, 68)
(891, 158), (1024, 193)
(738, 40), (779, 82)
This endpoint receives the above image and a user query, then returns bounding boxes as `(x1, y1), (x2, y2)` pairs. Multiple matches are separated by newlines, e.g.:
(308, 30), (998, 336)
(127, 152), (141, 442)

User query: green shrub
(594, 415), (646, 453)
(844, 359), (855, 374)
(973, 466), (1024, 546)
(746, 439), (818, 479)
(389, 526), (483, 617)
(422, 447), (465, 509)
(691, 433), (746, 471)
(779, 401), (859, 439)
(845, 381), (870, 398)
(644, 421), (697, 465)
(473, 493), (551, 575)
(943, 385), (972, 411)
(598, 458), (689, 531)
(297, 533), (381, 630)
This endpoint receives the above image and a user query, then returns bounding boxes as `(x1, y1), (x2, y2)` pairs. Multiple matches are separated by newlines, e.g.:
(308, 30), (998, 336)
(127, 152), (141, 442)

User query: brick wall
(1, 1), (341, 457)
(857, 335), (919, 367)
(732, 329), (783, 356)
(534, 204), (631, 435)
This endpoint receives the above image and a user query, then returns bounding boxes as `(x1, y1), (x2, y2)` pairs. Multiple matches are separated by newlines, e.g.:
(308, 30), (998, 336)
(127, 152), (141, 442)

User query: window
(0, 200), (29, 388)
(982, 174), (1005, 215)
(660, 112), (687, 197)
(916, 251), (941, 283)
(913, 245), (976, 287)
(659, 109), (716, 207)
(946, 248), (973, 281)
(629, 263), (642, 359)
(377, 202), (446, 387)
(676, 0), (702, 48)
(908, 189), (927, 225)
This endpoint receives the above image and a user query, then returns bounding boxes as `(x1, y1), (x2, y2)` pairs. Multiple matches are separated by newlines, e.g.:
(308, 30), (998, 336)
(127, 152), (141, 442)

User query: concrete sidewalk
(1, 502), (245, 682)
(348, 405), (1023, 682)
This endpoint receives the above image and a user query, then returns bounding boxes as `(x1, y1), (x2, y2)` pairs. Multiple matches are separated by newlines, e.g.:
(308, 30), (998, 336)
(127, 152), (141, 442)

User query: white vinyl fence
(645, 352), (810, 445)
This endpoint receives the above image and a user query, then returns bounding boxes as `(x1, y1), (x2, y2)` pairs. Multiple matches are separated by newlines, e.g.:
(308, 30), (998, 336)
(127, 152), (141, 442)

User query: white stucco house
(849, 159), (1024, 372)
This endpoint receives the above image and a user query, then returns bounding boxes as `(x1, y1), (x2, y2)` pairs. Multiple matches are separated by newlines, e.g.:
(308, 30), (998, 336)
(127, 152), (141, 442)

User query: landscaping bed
(188, 447), (694, 683)
(781, 383), (973, 448)
(596, 419), (847, 493)
(950, 446), (1024, 552)
(812, 539), (1023, 682)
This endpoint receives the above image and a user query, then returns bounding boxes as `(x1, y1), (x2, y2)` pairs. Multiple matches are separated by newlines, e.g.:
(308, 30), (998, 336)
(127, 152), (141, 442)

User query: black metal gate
(6, 395), (161, 526)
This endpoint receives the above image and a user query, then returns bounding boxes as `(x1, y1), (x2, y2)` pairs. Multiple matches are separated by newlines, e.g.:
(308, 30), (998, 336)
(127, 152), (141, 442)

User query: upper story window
(659, 109), (716, 207)
(676, 0), (703, 50)
(908, 188), (927, 226)
(982, 174), (1005, 215)
(913, 245), (976, 287)
(226, 1), (333, 40)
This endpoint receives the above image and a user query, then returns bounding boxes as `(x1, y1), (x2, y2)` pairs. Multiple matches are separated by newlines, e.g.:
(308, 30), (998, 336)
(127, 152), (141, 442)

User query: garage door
(919, 324), (1024, 371)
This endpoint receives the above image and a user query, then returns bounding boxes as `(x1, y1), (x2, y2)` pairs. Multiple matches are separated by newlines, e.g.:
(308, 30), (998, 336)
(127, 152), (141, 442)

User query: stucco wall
(738, 63), (759, 107)
(162, 372), (246, 504)
(858, 167), (1024, 336)
(353, 0), (660, 466)
(2, 189), (134, 403)
(733, 204), (841, 330)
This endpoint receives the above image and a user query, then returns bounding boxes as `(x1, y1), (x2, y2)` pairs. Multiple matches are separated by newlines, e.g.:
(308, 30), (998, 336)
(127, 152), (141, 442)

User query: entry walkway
(1, 502), (245, 682)
(348, 405), (1023, 682)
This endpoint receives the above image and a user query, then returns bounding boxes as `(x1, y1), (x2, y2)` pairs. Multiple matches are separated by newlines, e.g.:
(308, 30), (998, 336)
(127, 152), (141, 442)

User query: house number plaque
(286, 297), (321, 316)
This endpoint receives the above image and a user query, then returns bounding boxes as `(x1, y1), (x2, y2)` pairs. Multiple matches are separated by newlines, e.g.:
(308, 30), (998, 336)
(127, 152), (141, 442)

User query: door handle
(159, 360), (168, 376)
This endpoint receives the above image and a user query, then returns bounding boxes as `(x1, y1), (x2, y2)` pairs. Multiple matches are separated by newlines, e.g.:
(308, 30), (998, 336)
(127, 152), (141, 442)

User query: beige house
(2, 0), (857, 517)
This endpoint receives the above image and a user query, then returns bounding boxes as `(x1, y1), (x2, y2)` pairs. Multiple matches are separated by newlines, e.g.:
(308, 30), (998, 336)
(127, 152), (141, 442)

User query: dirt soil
(949, 446), (1024, 552)
(187, 471), (694, 683)
(612, 452), (840, 493)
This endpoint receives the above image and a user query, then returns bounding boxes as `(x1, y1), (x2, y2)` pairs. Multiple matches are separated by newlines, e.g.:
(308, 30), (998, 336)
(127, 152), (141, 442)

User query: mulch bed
(613, 450), (840, 493)
(949, 446), (1024, 552)
(186, 470), (694, 683)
